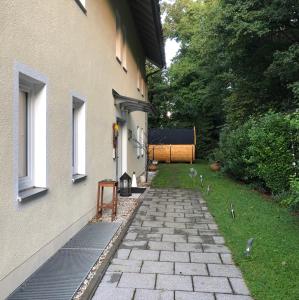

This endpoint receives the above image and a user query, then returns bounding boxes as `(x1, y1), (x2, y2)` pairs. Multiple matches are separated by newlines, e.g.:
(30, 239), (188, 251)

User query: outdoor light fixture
(119, 172), (132, 197)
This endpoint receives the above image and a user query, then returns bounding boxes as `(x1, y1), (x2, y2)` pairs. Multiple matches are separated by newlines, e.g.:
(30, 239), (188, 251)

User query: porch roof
(129, 0), (165, 68)
(113, 90), (156, 115)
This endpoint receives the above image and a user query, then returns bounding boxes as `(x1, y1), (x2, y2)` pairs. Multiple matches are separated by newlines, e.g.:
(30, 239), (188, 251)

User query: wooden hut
(148, 127), (196, 163)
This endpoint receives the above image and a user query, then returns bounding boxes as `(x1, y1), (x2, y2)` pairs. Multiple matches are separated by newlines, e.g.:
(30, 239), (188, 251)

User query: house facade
(0, 0), (164, 298)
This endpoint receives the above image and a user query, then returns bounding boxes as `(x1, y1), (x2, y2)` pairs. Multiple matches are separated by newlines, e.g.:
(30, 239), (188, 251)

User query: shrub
(247, 112), (293, 194)
(218, 122), (253, 181)
(218, 112), (298, 201)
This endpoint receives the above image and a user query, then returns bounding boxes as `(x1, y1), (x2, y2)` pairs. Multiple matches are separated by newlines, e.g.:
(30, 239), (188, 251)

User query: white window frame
(116, 11), (122, 63)
(137, 69), (141, 91)
(18, 86), (34, 190)
(15, 64), (47, 195)
(141, 78), (145, 97)
(136, 126), (141, 158)
(141, 128), (144, 157)
(122, 27), (127, 71)
(72, 96), (86, 177)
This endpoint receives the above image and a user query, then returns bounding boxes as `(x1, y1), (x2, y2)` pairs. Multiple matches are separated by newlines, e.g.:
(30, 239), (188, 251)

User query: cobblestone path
(93, 188), (253, 300)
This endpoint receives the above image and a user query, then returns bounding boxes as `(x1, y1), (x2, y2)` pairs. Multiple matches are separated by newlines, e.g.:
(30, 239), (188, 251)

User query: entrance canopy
(113, 90), (156, 115)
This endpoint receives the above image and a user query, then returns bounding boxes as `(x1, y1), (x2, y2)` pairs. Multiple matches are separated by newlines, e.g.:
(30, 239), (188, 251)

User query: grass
(152, 162), (299, 300)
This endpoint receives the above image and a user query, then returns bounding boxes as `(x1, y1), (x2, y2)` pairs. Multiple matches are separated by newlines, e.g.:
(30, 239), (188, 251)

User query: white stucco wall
(0, 0), (148, 297)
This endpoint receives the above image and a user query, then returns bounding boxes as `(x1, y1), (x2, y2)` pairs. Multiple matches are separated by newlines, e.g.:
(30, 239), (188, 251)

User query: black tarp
(148, 128), (194, 145)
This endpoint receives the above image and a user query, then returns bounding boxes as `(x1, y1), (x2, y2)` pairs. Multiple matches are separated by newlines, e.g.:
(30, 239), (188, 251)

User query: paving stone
(175, 242), (202, 252)
(165, 222), (186, 229)
(193, 276), (232, 293)
(229, 278), (251, 295)
(142, 221), (164, 227)
(203, 244), (231, 253)
(175, 262), (207, 275)
(208, 264), (242, 277)
(120, 240), (147, 249)
(166, 212), (185, 218)
(213, 236), (225, 244)
(107, 259), (142, 273)
(175, 291), (215, 300)
(137, 233), (162, 241)
(92, 287), (134, 300)
(99, 272), (122, 287)
(221, 253), (234, 264)
(124, 233), (137, 240)
(118, 272), (156, 289)
(191, 253), (221, 264)
(187, 236), (203, 243)
(148, 241), (174, 251)
(135, 289), (174, 300)
(186, 224), (209, 230)
(175, 217), (194, 223)
(147, 211), (165, 217)
(128, 227), (151, 234)
(129, 249), (159, 261)
(154, 215), (174, 222)
(156, 274), (193, 291)
(216, 295), (253, 300)
(198, 230), (218, 236)
(151, 227), (175, 234)
(114, 249), (131, 260)
(160, 251), (189, 262)
(141, 261), (173, 274)
(174, 228), (198, 235)
(162, 234), (187, 243)
(208, 224), (218, 230)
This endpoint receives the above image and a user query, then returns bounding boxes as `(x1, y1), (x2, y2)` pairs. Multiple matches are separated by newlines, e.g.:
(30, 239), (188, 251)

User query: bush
(247, 112), (293, 194)
(218, 121), (253, 181)
(218, 112), (298, 204)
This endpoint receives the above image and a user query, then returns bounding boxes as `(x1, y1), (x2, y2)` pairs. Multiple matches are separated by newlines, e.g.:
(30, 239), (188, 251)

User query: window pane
(19, 91), (28, 178)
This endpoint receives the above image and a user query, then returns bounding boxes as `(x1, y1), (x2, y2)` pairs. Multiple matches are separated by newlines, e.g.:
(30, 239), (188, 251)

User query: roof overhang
(113, 90), (156, 115)
(129, 0), (165, 68)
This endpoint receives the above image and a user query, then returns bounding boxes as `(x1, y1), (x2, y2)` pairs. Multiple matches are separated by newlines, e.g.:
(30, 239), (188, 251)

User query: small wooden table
(96, 180), (118, 221)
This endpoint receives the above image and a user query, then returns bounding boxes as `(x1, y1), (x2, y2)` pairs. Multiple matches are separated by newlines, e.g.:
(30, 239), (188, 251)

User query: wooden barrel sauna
(148, 128), (196, 164)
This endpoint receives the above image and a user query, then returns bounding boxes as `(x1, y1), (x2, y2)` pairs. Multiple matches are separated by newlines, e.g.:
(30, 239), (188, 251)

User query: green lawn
(152, 163), (299, 300)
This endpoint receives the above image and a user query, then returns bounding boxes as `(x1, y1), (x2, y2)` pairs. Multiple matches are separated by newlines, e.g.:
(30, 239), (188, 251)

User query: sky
(162, 0), (180, 67)
(165, 38), (180, 67)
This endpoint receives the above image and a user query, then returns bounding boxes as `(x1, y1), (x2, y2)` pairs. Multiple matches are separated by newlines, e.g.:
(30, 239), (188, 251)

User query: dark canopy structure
(129, 0), (165, 68)
(149, 128), (196, 145)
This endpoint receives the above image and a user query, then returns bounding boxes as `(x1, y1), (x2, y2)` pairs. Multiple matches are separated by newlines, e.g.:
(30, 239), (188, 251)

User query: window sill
(123, 66), (128, 73)
(72, 174), (87, 184)
(17, 187), (48, 203)
(74, 0), (87, 14)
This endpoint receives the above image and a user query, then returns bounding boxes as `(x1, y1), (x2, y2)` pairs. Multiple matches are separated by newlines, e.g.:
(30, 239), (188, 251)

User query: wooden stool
(96, 180), (118, 221)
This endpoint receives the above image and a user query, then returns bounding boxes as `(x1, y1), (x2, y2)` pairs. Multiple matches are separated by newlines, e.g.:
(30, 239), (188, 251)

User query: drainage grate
(8, 222), (120, 300)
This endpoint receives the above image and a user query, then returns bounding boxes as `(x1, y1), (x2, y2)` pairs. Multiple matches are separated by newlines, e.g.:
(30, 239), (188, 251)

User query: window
(72, 97), (86, 180)
(141, 128), (144, 157)
(18, 88), (33, 190)
(141, 78), (144, 97)
(137, 69), (141, 91)
(122, 27), (127, 71)
(136, 126), (140, 158)
(17, 69), (47, 195)
(116, 12), (122, 63)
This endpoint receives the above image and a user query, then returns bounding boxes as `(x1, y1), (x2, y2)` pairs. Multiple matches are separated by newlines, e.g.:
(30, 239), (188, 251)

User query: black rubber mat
(8, 222), (120, 300)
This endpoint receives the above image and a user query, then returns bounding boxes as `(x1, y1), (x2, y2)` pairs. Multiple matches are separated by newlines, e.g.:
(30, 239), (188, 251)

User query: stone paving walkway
(92, 188), (253, 300)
